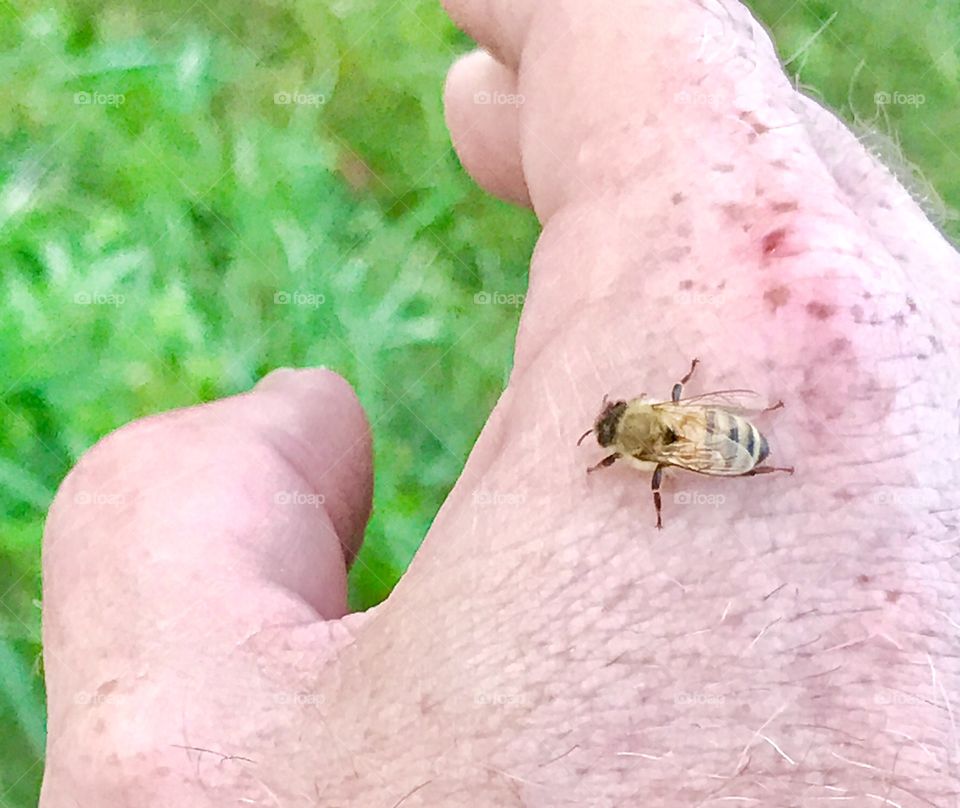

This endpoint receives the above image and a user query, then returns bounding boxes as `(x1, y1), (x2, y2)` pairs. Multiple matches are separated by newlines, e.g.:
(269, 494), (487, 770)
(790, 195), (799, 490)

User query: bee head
(594, 399), (627, 447)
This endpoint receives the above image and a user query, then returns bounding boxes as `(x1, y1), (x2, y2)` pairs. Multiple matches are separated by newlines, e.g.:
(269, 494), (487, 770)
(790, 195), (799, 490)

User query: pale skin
(40, 1), (959, 806)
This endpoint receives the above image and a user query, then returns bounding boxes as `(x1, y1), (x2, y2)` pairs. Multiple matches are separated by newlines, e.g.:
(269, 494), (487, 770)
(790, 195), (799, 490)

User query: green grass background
(1, 1), (957, 804)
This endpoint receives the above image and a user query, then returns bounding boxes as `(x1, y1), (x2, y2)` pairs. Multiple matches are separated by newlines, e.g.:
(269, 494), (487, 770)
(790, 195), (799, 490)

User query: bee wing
(641, 403), (754, 475)
(646, 440), (734, 473)
(667, 388), (769, 415)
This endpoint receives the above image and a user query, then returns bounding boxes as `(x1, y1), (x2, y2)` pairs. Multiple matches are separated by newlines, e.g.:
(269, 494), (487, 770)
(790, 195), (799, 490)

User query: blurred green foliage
(0, 1), (957, 805)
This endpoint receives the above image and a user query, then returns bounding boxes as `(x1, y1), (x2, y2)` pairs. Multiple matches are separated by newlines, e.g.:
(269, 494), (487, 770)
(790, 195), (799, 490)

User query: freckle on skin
(722, 203), (745, 221)
(671, 192), (684, 205)
(885, 590), (901, 603)
(829, 337), (851, 352)
(806, 301), (836, 320)
(763, 286), (791, 312)
(771, 201), (798, 213)
(857, 574), (871, 584)
(850, 304), (864, 323)
(740, 111), (770, 135)
(906, 297), (918, 313)
(679, 279), (694, 290)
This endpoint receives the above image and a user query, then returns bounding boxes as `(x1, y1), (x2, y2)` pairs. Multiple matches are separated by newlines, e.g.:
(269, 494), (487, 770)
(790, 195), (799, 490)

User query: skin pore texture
(40, 1), (959, 806)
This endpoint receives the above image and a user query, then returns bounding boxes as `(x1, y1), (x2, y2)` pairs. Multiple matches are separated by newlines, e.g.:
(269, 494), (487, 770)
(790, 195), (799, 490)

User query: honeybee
(577, 359), (793, 529)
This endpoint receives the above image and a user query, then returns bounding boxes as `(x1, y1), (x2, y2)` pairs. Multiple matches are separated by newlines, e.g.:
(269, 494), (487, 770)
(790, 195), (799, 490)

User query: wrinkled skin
(40, 1), (960, 806)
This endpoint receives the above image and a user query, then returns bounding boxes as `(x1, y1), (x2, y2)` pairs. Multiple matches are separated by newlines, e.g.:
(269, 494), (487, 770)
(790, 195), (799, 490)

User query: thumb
(40, 368), (372, 807)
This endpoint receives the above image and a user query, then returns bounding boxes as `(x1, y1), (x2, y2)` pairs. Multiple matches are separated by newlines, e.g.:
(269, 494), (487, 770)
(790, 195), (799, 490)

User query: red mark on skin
(679, 279), (694, 290)
(806, 301), (836, 320)
(906, 297), (918, 313)
(762, 227), (788, 256)
(833, 488), (856, 503)
(850, 304), (864, 323)
(798, 336), (891, 423)
(885, 590), (902, 603)
(763, 286), (791, 312)
(857, 574), (871, 584)
(671, 192), (685, 205)
(891, 312), (906, 327)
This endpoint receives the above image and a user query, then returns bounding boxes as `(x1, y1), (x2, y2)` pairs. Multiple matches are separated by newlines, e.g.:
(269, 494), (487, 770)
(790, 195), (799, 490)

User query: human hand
(41, 1), (959, 806)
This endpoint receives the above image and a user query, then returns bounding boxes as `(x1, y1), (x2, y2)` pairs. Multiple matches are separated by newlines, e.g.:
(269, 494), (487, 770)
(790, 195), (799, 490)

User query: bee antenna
(576, 428), (594, 446)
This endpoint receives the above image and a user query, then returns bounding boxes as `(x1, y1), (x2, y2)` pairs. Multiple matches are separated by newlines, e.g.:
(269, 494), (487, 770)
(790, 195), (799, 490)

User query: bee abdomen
(706, 409), (765, 471)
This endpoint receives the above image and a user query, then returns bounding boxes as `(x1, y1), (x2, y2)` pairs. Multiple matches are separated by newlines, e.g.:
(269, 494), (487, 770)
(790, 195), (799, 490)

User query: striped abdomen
(704, 407), (769, 474)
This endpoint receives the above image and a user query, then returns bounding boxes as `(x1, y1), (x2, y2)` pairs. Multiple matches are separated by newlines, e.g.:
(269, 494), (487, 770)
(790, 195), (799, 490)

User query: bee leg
(587, 453), (620, 473)
(761, 400), (785, 414)
(741, 465), (795, 476)
(671, 358), (700, 402)
(651, 464), (665, 530)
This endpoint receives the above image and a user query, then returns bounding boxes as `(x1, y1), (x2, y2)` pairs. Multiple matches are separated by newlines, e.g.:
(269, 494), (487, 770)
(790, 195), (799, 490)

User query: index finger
(441, 0), (537, 69)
